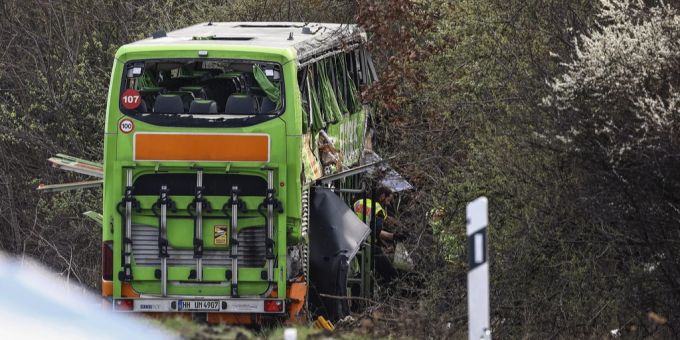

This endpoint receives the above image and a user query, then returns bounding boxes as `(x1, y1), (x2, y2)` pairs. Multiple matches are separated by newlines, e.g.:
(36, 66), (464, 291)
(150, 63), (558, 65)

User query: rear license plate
(177, 300), (221, 311)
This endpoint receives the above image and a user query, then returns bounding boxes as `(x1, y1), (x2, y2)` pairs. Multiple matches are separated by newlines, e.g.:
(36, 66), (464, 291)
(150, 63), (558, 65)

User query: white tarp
(0, 254), (172, 340)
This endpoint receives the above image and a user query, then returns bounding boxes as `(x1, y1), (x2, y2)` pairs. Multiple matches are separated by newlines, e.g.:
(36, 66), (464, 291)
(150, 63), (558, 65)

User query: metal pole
(369, 187), (376, 297)
(122, 168), (134, 282)
(266, 170), (275, 282)
(360, 183), (369, 299)
(230, 186), (239, 297)
(159, 185), (169, 297)
(467, 197), (490, 340)
(195, 170), (203, 281)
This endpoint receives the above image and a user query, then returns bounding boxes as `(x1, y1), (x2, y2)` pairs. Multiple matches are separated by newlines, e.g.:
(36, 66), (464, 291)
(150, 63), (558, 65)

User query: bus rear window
(119, 59), (284, 127)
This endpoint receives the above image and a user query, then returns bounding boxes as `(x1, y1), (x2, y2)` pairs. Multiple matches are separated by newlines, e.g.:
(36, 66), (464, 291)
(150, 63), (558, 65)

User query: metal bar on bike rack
(360, 185), (368, 299)
(230, 186), (240, 297)
(194, 170), (204, 281)
(159, 185), (170, 297)
(265, 169), (275, 282)
(369, 187), (376, 298)
(121, 168), (134, 282)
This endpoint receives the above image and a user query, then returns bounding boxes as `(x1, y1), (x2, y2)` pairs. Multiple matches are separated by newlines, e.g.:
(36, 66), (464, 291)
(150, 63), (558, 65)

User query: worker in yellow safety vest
(353, 187), (405, 240)
(353, 186), (404, 284)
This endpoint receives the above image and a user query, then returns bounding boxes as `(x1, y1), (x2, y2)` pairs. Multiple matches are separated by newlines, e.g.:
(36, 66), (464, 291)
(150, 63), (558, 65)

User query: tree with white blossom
(547, 0), (680, 164)
(547, 1), (680, 336)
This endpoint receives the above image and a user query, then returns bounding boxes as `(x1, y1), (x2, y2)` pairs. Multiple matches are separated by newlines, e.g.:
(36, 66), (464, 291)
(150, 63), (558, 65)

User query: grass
(151, 315), (386, 339)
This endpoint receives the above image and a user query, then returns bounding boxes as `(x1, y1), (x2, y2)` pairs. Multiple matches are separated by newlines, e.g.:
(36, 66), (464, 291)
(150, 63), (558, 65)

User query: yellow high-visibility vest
(353, 199), (387, 227)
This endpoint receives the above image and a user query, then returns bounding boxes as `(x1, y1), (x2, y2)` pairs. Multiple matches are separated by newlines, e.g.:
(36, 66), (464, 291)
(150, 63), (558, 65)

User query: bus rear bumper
(112, 297), (285, 314)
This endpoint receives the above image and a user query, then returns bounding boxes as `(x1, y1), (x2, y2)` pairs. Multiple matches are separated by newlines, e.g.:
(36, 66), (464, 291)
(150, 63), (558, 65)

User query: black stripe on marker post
(468, 228), (487, 270)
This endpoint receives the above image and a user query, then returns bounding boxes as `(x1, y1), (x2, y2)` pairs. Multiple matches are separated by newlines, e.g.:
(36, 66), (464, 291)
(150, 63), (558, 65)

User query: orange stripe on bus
(122, 282), (140, 298)
(101, 280), (138, 298)
(101, 279), (113, 297)
(135, 133), (269, 162)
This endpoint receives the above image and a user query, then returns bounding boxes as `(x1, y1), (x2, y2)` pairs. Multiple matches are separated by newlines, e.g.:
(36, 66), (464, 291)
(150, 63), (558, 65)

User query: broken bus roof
(117, 22), (367, 62)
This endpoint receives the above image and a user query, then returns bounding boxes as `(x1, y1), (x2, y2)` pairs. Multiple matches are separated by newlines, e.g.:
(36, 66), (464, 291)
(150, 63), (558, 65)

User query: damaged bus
(96, 22), (380, 323)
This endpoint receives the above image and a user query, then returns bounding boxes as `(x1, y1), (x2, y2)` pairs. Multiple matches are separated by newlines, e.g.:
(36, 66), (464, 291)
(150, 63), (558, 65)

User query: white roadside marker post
(467, 197), (491, 340)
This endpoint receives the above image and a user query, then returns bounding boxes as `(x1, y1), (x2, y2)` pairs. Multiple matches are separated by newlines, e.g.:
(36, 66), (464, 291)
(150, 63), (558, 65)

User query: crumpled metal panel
(361, 150), (414, 192)
(308, 187), (370, 321)
(309, 188), (370, 265)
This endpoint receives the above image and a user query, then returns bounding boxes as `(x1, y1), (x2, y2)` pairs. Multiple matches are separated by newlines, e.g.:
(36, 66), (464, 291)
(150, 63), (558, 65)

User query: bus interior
(121, 60), (283, 116)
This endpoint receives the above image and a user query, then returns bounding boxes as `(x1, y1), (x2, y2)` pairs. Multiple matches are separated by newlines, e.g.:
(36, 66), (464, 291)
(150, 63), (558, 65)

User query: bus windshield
(119, 59), (284, 127)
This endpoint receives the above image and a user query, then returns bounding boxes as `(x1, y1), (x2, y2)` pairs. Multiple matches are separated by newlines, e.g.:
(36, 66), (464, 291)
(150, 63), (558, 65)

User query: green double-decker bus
(100, 22), (377, 324)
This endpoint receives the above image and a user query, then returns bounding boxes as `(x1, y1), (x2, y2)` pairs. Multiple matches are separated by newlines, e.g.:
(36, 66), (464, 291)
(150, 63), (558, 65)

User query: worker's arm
(383, 215), (408, 242)
(380, 230), (394, 241)
(375, 213), (394, 242)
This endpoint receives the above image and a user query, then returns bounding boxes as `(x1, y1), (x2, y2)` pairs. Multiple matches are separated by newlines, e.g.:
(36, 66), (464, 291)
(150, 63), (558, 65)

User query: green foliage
(361, 0), (679, 337)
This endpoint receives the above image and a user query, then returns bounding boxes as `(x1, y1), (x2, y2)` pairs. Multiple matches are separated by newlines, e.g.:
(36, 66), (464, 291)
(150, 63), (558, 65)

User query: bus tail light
(102, 241), (113, 281)
(264, 300), (284, 313)
(114, 299), (133, 311)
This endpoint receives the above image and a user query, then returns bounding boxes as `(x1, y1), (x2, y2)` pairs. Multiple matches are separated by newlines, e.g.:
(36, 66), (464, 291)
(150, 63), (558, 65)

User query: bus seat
(225, 94), (258, 114)
(153, 94), (184, 113)
(259, 97), (277, 113)
(139, 87), (165, 108)
(139, 87), (165, 102)
(189, 100), (218, 114)
(165, 91), (195, 112)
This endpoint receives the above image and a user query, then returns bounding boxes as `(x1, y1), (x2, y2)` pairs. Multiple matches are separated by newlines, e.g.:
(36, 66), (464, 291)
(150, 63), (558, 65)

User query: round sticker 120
(121, 89), (141, 110)
(119, 119), (134, 134)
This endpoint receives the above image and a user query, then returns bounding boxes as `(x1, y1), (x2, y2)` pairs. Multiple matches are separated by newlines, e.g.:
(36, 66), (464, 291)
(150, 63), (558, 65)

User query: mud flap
(308, 188), (370, 321)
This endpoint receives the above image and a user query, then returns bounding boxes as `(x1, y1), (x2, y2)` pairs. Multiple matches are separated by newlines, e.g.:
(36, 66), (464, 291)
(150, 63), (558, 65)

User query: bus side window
(360, 48), (370, 87)
(349, 51), (359, 90)
(365, 50), (377, 85)
(298, 68), (312, 133)
(346, 50), (363, 114)
(356, 47), (378, 87)
(355, 49), (365, 86)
